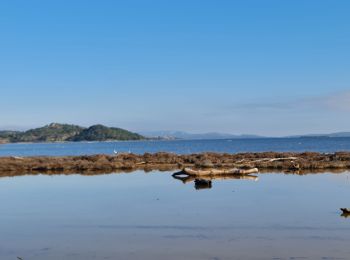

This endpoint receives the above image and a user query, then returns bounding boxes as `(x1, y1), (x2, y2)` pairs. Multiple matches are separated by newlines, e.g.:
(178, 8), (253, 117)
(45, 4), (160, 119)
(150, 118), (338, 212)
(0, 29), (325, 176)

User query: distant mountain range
(0, 123), (144, 143)
(140, 131), (263, 140)
(141, 130), (350, 140)
(290, 132), (350, 138)
(1, 124), (350, 144)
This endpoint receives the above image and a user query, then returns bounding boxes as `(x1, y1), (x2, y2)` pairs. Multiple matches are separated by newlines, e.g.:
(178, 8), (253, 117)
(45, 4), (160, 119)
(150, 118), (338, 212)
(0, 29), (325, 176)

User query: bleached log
(182, 167), (258, 176)
(236, 157), (298, 163)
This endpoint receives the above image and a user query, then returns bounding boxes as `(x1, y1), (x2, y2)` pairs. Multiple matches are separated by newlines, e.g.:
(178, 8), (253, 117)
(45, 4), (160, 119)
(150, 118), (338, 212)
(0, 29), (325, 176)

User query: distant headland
(1, 123), (350, 144)
(0, 123), (145, 143)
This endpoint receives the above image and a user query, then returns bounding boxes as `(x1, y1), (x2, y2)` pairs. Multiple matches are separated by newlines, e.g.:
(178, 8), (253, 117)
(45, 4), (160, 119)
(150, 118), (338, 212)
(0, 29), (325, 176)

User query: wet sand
(1, 151), (350, 175)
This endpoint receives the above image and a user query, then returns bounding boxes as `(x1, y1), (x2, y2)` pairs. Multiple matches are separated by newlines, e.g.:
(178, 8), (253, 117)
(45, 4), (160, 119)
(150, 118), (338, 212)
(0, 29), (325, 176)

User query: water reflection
(0, 171), (350, 260)
(194, 179), (212, 190)
(340, 208), (350, 218)
(172, 170), (258, 190)
(341, 212), (350, 218)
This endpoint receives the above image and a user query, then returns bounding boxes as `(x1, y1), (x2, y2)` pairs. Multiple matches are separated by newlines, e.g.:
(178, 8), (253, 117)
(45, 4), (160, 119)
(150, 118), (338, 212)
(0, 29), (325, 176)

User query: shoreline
(1, 135), (350, 145)
(1, 152), (350, 175)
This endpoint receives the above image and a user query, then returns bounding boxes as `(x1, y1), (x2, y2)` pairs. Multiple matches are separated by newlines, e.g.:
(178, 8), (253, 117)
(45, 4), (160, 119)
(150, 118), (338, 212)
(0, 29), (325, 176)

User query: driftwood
(236, 157), (298, 163)
(182, 167), (259, 177)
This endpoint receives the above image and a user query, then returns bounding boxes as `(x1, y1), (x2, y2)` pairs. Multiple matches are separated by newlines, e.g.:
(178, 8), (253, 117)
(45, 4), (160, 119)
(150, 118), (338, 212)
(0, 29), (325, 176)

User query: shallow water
(1, 137), (350, 157)
(0, 171), (350, 260)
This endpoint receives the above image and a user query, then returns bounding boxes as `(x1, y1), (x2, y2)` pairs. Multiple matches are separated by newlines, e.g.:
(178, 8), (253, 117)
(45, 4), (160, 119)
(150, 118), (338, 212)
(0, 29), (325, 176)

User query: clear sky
(1, 0), (349, 136)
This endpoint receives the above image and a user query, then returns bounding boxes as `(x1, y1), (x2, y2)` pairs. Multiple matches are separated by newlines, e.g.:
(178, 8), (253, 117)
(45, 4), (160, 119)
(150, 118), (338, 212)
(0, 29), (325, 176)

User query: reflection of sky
(0, 171), (350, 259)
(1, 1), (350, 135)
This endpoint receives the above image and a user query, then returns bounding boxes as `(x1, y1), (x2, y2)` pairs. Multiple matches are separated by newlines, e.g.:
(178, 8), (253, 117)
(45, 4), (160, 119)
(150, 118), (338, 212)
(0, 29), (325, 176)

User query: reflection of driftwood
(172, 171), (258, 184)
(341, 208), (350, 214)
(194, 179), (212, 190)
(340, 208), (350, 218)
(182, 167), (258, 176)
(172, 172), (258, 190)
(341, 213), (350, 218)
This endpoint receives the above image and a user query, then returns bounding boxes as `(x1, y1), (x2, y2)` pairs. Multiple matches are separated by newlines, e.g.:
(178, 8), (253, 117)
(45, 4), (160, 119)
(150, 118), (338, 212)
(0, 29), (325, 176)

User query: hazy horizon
(2, 122), (350, 138)
(1, 1), (350, 136)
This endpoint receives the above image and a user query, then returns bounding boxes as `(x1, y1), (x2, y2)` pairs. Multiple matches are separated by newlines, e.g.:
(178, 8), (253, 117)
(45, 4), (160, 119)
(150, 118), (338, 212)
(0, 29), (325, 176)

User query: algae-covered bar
(1, 151), (350, 175)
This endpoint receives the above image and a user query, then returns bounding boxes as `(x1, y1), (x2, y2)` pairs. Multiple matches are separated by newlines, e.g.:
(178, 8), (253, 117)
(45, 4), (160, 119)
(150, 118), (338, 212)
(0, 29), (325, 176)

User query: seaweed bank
(1, 152), (350, 175)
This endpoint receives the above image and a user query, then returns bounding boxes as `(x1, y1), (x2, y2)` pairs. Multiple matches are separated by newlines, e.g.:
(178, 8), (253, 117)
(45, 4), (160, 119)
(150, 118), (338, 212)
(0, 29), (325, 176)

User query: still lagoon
(0, 170), (349, 260)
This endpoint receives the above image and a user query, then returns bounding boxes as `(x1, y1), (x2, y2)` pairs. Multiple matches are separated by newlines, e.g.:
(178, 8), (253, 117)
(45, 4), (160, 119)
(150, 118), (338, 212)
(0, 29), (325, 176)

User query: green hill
(0, 130), (21, 143)
(0, 123), (145, 143)
(12, 123), (84, 142)
(69, 124), (144, 141)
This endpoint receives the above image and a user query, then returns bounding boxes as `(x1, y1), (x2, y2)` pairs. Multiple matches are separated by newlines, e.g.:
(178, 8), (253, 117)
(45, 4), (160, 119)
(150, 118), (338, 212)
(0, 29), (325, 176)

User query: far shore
(0, 139), (159, 145)
(1, 152), (350, 176)
(0, 139), (177, 144)
(2, 135), (350, 145)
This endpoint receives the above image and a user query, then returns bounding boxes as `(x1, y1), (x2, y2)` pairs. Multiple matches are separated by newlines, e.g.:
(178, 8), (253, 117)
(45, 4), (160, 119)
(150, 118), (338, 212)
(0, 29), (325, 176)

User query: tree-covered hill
(13, 123), (84, 142)
(68, 124), (144, 141)
(0, 131), (21, 143)
(0, 123), (145, 143)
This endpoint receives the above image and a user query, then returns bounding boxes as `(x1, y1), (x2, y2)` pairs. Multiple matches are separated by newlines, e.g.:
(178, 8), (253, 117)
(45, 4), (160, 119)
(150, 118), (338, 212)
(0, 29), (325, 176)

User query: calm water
(0, 171), (350, 260)
(1, 137), (350, 157)
(1, 139), (350, 259)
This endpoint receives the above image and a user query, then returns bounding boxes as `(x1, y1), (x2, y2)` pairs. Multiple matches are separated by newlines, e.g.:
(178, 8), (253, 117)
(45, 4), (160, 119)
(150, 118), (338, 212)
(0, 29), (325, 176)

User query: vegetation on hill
(13, 123), (84, 142)
(0, 131), (20, 143)
(69, 124), (144, 141)
(0, 123), (145, 143)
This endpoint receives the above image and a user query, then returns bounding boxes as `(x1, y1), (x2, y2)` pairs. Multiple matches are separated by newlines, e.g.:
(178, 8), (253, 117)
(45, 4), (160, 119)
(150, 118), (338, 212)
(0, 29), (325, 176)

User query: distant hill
(0, 123), (145, 143)
(0, 130), (21, 143)
(69, 124), (144, 141)
(142, 130), (350, 140)
(293, 132), (350, 138)
(2, 125), (350, 143)
(12, 123), (84, 142)
(141, 130), (263, 140)
(327, 132), (350, 137)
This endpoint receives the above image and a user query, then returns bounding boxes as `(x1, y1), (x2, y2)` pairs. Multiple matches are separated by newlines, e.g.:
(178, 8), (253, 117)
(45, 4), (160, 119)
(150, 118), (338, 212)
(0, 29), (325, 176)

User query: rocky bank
(1, 152), (350, 176)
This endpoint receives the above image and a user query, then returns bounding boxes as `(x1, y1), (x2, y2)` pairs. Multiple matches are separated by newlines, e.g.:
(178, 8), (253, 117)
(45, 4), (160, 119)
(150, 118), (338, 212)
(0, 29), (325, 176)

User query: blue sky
(0, 0), (349, 136)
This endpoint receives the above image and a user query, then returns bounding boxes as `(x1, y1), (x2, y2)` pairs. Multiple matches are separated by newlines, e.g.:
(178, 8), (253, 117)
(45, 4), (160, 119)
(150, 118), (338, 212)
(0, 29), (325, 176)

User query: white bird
(113, 149), (118, 155)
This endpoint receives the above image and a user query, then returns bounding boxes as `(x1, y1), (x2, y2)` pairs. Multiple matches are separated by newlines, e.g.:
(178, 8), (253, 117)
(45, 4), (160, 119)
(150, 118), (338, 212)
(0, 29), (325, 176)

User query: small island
(0, 123), (145, 143)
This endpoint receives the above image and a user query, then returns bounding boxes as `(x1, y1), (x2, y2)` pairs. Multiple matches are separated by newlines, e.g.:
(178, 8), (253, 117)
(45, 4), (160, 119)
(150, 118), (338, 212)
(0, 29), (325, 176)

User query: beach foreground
(2, 151), (350, 175)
